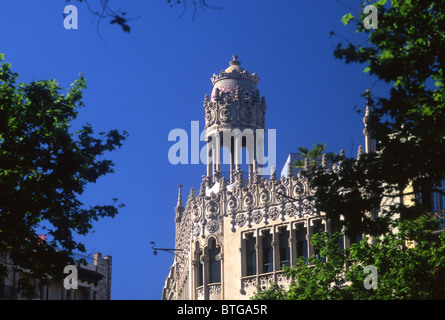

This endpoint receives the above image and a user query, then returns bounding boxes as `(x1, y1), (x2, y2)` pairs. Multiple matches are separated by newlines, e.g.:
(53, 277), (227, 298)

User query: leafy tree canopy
(302, 0), (445, 237)
(293, 142), (337, 169)
(252, 216), (445, 300)
(255, 0), (445, 300)
(0, 54), (127, 297)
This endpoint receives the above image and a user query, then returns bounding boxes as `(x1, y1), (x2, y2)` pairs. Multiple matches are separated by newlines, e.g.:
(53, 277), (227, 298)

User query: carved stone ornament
(207, 219), (220, 234)
(252, 210), (263, 224)
(209, 284), (222, 295)
(243, 194), (254, 209)
(292, 183), (304, 198)
(206, 110), (216, 126)
(300, 199), (314, 215)
(268, 207), (279, 221)
(205, 201), (219, 219)
(219, 107), (232, 122)
(242, 276), (257, 289)
(235, 213), (247, 227)
(227, 197), (237, 211)
(285, 202), (297, 217)
(259, 191), (269, 205)
(193, 224), (201, 237)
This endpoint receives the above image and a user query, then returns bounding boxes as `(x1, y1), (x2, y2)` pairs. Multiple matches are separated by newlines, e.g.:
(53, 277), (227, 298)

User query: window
(208, 238), (221, 283)
(296, 225), (307, 261)
(312, 221), (325, 262)
(278, 228), (290, 268)
(431, 179), (445, 213)
(262, 230), (273, 273)
(416, 179), (445, 212)
(417, 179), (445, 228)
(195, 244), (203, 287)
(331, 220), (344, 252)
(245, 233), (256, 276)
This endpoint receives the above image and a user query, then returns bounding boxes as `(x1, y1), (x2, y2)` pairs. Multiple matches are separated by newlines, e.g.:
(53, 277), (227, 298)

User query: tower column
(211, 133), (222, 183)
(206, 142), (212, 179)
(230, 143), (235, 184)
(204, 55), (266, 186)
(234, 135), (241, 172)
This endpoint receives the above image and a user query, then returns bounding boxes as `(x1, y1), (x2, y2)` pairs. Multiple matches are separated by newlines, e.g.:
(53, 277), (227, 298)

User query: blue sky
(0, 0), (387, 299)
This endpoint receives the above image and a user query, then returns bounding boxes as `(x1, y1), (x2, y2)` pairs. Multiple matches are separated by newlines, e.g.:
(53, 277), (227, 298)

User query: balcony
(195, 282), (221, 300)
(240, 270), (290, 297)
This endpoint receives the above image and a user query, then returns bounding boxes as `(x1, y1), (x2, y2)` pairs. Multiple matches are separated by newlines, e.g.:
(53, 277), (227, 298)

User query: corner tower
(203, 55), (267, 185)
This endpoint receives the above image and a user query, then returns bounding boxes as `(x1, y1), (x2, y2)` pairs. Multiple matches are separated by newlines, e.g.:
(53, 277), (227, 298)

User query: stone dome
(204, 55), (266, 136)
(210, 55), (259, 101)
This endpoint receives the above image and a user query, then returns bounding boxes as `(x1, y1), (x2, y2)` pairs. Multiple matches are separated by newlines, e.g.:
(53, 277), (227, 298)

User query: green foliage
(252, 216), (445, 300)
(341, 13), (355, 26)
(0, 55), (127, 298)
(253, 2), (445, 300)
(304, 0), (445, 239)
(293, 142), (336, 168)
(251, 282), (287, 300)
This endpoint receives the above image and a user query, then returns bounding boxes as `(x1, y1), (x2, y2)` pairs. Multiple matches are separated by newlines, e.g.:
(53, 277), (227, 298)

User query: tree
(303, 0), (445, 236)
(0, 55), (127, 297)
(252, 216), (445, 300)
(292, 142), (336, 168)
(253, 0), (445, 299)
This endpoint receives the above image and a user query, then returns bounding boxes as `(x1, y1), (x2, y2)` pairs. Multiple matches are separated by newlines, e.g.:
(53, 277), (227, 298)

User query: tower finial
(357, 145), (364, 160)
(175, 183), (185, 221)
(270, 166), (277, 181)
(321, 153), (327, 167)
(188, 187), (196, 200)
(363, 88), (375, 153)
(199, 177), (206, 196)
(287, 160), (294, 178)
(176, 183), (184, 209)
(364, 88), (372, 120)
(230, 54), (241, 66)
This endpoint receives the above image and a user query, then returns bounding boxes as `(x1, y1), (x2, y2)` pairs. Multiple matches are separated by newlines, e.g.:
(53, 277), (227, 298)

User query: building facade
(162, 55), (370, 300)
(0, 252), (112, 300)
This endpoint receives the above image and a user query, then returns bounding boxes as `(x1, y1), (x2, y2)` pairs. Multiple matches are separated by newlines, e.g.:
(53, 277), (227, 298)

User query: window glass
(279, 229), (290, 268)
(245, 234), (256, 276)
(209, 239), (221, 283)
(262, 231), (273, 273)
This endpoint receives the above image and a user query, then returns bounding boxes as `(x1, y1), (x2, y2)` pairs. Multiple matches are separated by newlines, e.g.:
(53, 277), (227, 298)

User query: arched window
(278, 228), (290, 268)
(312, 220), (326, 262)
(245, 233), (256, 276)
(331, 220), (345, 252)
(208, 238), (221, 284)
(262, 230), (273, 273)
(296, 224), (308, 261)
(195, 242), (203, 287)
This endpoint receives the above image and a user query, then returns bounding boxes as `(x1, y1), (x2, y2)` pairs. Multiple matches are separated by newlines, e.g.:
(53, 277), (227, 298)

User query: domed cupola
(210, 54), (260, 102)
(203, 55), (267, 185)
(204, 54), (266, 135)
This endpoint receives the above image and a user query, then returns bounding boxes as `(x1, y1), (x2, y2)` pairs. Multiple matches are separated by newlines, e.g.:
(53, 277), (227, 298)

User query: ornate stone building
(0, 252), (112, 300)
(162, 55), (370, 300)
